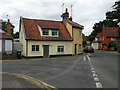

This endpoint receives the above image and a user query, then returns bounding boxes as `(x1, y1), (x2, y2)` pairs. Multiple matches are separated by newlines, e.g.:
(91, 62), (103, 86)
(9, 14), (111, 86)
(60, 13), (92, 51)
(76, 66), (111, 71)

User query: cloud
(0, 0), (117, 36)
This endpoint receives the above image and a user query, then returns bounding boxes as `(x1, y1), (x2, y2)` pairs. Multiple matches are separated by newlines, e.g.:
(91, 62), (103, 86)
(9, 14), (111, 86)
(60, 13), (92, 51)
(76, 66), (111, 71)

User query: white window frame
(103, 37), (104, 40)
(42, 30), (49, 36)
(57, 46), (64, 53)
(111, 38), (115, 41)
(32, 45), (40, 52)
(52, 30), (59, 37)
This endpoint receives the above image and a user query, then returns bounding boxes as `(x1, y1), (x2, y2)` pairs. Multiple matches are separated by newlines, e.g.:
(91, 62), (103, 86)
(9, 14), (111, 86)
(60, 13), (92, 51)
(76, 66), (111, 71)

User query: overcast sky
(0, 0), (118, 36)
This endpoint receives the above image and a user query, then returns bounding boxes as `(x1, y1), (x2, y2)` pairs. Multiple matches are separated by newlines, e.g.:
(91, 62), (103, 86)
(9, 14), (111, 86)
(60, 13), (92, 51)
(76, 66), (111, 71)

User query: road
(89, 50), (118, 88)
(2, 50), (119, 89)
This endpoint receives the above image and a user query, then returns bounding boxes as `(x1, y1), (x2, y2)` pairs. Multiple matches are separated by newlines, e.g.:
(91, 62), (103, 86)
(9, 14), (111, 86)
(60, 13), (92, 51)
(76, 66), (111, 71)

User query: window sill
(57, 52), (64, 53)
(32, 51), (40, 53)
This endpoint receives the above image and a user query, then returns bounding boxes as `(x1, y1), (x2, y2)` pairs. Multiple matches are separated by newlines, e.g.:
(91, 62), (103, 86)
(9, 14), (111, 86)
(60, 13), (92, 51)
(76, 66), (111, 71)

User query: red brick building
(92, 26), (120, 50)
(101, 26), (120, 50)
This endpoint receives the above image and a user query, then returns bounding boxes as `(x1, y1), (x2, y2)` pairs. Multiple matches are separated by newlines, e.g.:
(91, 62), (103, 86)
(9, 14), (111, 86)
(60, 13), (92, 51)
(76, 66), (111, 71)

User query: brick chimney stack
(7, 19), (11, 34)
(61, 8), (69, 26)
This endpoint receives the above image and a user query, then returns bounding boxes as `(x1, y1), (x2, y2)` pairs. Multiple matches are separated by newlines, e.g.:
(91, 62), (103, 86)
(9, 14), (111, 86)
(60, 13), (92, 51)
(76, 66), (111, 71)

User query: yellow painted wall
(66, 23), (73, 37)
(19, 22), (27, 57)
(73, 28), (83, 54)
(66, 22), (83, 55)
(27, 41), (72, 57)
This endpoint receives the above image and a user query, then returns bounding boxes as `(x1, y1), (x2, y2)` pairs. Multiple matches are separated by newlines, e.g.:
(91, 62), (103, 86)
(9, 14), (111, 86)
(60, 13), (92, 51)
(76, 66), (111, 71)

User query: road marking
(86, 55), (103, 88)
(1, 72), (58, 90)
(84, 56), (86, 61)
(96, 82), (103, 88)
(94, 77), (99, 82)
(92, 71), (96, 74)
(87, 55), (90, 61)
(93, 73), (98, 77)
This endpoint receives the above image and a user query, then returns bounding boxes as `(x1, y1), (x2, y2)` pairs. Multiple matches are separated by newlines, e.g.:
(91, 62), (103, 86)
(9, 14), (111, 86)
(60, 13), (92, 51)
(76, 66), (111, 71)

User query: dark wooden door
(43, 45), (49, 58)
(75, 44), (77, 55)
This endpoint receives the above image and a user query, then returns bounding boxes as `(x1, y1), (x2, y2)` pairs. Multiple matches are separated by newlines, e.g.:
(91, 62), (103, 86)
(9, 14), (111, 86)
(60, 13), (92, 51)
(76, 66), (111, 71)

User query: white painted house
(0, 19), (13, 55)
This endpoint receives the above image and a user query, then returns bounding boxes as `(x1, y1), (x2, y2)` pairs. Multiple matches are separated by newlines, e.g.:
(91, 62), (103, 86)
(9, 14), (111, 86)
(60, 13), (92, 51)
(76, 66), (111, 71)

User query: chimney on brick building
(61, 8), (69, 25)
(7, 19), (11, 34)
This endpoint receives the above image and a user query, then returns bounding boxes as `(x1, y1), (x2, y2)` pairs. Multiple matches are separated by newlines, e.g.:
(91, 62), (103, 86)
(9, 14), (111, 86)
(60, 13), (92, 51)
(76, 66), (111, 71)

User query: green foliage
(2, 21), (15, 34)
(89, 0), (120, 41)
(12, 32), (19, 39)
(83, 40), (86, 47)
(108, 42), (117, 48)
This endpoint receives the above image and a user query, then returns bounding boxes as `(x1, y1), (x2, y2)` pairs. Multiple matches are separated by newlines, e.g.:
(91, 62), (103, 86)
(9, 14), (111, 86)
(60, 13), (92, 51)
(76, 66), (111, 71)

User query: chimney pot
(8, 19), (10, 23)
(66, 8), (68, 12)
(7, 19), (11, 34)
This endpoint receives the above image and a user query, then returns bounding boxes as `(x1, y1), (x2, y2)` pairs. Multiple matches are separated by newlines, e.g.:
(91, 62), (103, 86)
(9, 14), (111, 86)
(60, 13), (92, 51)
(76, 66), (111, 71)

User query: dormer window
(52, 30), (59, 37)
(42, 29), (49, 36)
(41, 29), (59, 37)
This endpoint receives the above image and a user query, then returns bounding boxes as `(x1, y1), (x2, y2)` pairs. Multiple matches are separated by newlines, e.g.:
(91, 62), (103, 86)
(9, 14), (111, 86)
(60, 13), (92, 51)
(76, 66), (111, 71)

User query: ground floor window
(32, 45), (40, 52)
(104, 44), (107, 48)
(57, 46), (64, 53)
(79, 44), (81, 51)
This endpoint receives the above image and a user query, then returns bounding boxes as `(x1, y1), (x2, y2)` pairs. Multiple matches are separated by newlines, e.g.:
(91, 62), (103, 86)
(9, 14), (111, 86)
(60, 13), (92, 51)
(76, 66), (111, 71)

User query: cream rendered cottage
(19, 8), (84, 58)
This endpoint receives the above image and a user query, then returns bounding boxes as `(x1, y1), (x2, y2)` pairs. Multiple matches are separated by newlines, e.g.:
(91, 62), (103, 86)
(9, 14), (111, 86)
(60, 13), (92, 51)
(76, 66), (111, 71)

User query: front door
(43, 45), (49, 58)
(75, 44), (77, 55)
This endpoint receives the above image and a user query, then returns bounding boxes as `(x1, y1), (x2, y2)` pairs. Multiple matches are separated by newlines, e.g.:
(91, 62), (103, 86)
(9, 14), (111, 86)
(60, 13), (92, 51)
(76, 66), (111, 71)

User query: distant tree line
(88, 0), (120, 41)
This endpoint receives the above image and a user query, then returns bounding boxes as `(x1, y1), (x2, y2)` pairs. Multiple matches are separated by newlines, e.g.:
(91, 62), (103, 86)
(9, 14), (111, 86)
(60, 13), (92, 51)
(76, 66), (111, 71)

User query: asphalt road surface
(2, 50), (119, 89)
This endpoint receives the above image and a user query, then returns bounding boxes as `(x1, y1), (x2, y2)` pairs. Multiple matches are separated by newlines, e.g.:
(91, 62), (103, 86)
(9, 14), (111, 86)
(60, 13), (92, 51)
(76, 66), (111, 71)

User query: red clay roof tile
(22, 18), (73, 41)
(104, 27), (119, 38)
(0, 33), (13, 39)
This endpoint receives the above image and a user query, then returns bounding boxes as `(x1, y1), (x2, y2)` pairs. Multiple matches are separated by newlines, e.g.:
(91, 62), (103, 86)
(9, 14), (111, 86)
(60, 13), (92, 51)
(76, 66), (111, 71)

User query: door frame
(43, 45), (49, 58)
(75, 44), (77, 55)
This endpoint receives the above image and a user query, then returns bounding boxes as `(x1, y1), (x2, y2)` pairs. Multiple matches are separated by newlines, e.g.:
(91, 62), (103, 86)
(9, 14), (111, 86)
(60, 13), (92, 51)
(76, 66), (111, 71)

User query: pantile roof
(21, 17), (73, 41)
(68, 20), (83, 29)
(104, 27), (120, 38)
(0, 33), (13, 39)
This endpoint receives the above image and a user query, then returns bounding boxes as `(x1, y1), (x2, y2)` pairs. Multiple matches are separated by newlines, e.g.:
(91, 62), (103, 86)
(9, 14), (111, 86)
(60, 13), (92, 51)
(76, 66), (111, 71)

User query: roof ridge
(22, 17), (62, 23)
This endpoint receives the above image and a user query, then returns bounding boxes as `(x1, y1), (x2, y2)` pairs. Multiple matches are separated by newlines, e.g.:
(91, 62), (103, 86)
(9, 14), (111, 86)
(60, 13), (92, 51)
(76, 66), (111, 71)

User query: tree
(2, 21), (16, 38)
(107, 42), (117, 51)
(88, 0), (120, 41)
(12, 32), (19, 39)
(106, 0), (120, 22)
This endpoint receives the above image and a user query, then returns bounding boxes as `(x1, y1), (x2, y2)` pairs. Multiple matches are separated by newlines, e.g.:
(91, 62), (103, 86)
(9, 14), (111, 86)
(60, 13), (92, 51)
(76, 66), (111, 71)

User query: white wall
(92, 43), (98, 49)
(27, 41), (73, 57)
(5, 40), (12, 51)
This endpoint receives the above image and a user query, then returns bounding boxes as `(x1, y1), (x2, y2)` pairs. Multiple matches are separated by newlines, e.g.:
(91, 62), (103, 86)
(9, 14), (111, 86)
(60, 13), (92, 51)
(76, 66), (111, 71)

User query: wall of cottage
(19, 22), (27, 57)
(27, 40), (73, 57)
(66, 22), (83, 55)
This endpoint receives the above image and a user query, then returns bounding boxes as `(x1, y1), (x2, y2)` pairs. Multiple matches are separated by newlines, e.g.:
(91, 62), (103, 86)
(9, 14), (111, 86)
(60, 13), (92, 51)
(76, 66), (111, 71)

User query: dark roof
(21, 17), (73, 41)
(104, 27), (120, 38)
(0, 33), (13, 39)
(68, 20), (83, 29)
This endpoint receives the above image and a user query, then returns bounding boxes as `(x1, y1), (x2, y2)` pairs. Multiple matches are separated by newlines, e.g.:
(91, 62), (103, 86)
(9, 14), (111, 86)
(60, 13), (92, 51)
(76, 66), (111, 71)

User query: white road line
(93, 73), (98, 77)
(92, 71), (96, 74)
(87, 55), (90, 61)
(94, 77), (99, 82)
(86, 55), (103, 88)
(84, 56), (86, 61)
(96, 82), (103, 88)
